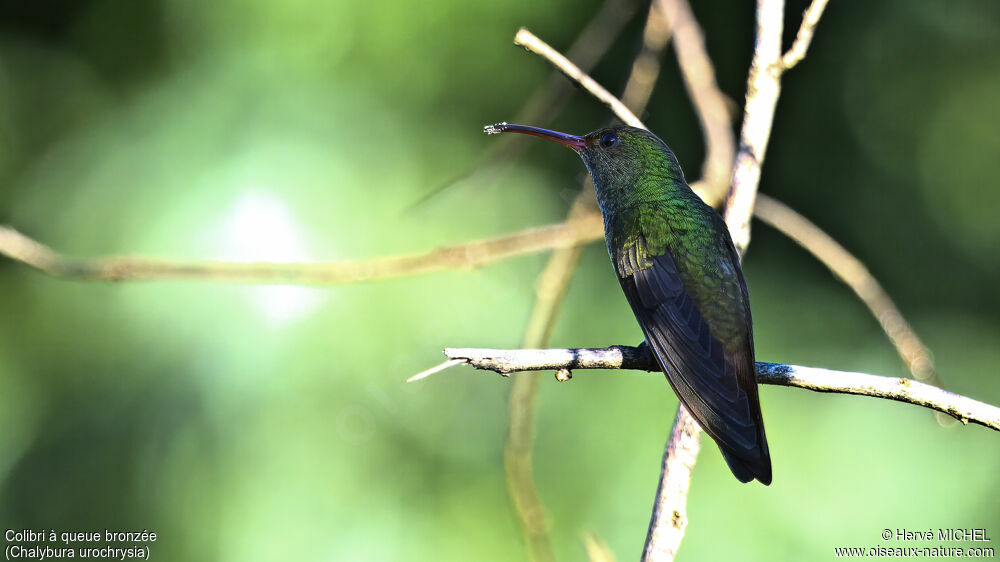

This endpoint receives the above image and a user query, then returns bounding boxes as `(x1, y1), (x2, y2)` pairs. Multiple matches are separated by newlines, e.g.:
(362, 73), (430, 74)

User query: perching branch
(441, 347), (1000, 432)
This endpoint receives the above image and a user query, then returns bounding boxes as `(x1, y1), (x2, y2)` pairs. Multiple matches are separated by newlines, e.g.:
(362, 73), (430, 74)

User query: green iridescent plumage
(488, 123), (771, 484)
(587, 128), (749, 347)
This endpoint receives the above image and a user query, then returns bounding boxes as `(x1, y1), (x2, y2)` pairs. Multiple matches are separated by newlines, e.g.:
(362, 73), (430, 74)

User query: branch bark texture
(443, 347), (1000, 432)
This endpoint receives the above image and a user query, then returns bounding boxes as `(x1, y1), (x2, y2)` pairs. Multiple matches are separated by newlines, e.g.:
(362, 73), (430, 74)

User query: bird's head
(484, 122), (686, 210)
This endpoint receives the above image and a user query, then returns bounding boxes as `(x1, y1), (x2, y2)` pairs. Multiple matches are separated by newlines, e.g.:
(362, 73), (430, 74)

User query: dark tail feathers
(720, 446), (772, 485)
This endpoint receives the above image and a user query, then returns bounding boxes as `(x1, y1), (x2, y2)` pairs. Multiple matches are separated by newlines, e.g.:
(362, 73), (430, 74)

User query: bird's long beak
(484, 122), (585, 151)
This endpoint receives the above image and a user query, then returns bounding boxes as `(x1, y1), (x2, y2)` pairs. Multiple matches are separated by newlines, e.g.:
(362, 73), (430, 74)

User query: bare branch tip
(406, 358), (465, 383)
(513, 27), (533, 46)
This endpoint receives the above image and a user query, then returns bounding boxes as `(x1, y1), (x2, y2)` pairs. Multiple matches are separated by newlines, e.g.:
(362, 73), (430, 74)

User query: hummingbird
(485, 122), (771, 484)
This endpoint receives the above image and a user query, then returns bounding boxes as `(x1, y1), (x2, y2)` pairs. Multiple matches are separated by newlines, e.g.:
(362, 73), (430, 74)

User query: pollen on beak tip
(484, 122), (508, 135)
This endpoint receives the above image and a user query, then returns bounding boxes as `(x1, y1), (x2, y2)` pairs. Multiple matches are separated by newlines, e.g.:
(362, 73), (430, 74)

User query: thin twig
(657, 0), (736, 204)
(515, 0), (640, 127)
(514, 28), (645, 129)
(0, 220), (603, 285)
(516, 0), (641, 126)
(437, 347), (1000, 432)
(620, 0), (674, 117)
(406, 359), (464, 383)
(754, 194), (941, 387)
(781, 0), (831, 70)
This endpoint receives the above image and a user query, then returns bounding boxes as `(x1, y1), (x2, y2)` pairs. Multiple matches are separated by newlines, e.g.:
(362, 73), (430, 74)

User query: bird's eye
(599, 131), (618, 149)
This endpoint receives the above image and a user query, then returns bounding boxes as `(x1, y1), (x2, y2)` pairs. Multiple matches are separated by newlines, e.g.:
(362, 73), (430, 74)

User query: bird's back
(608, 196), (772, 484)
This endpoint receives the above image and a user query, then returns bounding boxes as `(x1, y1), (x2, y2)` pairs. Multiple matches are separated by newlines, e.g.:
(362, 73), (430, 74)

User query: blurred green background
(1, 0), (998, 560)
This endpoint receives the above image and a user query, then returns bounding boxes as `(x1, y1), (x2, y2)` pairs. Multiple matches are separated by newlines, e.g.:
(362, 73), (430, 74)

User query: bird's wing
(717, 221), (771, 483)
(616, 238), (771, 483)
